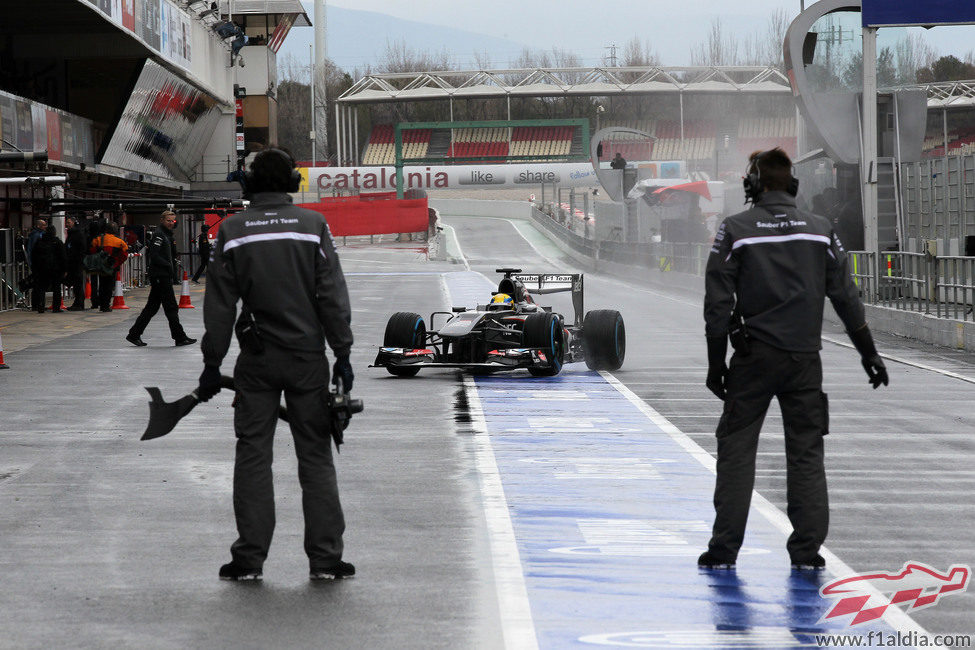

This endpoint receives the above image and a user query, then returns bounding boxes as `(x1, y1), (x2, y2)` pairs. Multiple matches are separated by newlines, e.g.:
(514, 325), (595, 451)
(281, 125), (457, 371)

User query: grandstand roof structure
(337, 65), (793, 105)
(899, 79), (975, 109)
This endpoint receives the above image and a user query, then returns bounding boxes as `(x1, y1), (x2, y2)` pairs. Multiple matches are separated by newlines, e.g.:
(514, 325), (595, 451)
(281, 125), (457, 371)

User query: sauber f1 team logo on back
(819, 561), (970, 626)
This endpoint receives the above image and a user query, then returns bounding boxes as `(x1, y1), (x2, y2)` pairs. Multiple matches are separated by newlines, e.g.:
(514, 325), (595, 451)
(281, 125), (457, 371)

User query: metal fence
(0, 253), (149, 312)
(848, 250), (975, 321)
(0, 257), (30, 311)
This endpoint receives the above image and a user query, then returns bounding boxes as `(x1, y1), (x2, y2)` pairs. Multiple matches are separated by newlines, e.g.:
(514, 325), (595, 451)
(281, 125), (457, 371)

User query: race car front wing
(371, 347), (555, 372)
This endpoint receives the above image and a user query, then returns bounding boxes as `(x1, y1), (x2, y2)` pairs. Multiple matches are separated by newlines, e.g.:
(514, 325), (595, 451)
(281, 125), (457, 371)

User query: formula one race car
(371, 268), (625, 377)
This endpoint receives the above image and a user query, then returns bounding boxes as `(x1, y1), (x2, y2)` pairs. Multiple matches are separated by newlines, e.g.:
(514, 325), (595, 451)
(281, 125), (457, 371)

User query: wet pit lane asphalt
(0, 216), (972, 648)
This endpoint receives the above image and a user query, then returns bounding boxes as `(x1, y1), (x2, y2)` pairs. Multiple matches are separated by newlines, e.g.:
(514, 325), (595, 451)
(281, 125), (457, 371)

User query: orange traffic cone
(85, 278), (92, 300)
(110, 272), (130, 310)
(178, 271), (195, 308)
(0, 329), (9, 369)
(59, 295), (67, 311)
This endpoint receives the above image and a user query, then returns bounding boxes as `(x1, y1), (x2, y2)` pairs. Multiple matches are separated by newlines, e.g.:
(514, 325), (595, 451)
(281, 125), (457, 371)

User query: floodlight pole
(310, 45), (316, 165)
(315, 0), (327, 163)
(862, 26), (879, 262)
(395, 123), (404, 199)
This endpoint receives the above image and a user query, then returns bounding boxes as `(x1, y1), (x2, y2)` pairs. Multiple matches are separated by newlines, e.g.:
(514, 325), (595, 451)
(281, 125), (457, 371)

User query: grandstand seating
(510, 126), (574, 159)
(922, 125), (975, 158)
(361, 124), (577, 165)
(361, 125), (432, 165)
(447, 127), (509, 161)
(735, 117), (797, 158)
(358, 116), (798, 167)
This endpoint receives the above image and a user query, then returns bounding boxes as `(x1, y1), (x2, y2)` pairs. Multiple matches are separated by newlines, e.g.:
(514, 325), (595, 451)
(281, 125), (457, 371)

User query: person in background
(26, 218), (47, 268)
(192, 224), (212, 283)
(89, 222), (129, 313)
(610, 152), (627, 170)
(64, 216), (87, 311)
(30, 225), (66, 313)
(126, 211), (195, 347)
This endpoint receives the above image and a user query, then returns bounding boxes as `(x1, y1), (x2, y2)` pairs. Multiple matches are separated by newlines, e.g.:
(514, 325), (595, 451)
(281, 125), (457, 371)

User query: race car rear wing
(511, 272), (584, 326)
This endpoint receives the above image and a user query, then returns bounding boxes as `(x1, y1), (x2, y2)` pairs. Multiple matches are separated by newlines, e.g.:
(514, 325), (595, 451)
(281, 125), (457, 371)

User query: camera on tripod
(329, 385), (363, 432)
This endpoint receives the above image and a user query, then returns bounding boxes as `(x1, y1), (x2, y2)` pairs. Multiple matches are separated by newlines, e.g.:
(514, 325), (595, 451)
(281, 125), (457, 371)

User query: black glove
(332, 355), (354, 393)
(848, 325), (889, 389)
(705, 336), (729, 400)
(197, 364), (222, 402)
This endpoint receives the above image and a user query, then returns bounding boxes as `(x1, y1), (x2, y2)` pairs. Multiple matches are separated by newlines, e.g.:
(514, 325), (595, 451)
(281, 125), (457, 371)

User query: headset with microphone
(242, 148), (302, 193)
(743, 150), (799, 204)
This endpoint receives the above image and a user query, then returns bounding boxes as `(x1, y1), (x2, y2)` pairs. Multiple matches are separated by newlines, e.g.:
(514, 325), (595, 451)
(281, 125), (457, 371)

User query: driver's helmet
(488, 293), (514, 310)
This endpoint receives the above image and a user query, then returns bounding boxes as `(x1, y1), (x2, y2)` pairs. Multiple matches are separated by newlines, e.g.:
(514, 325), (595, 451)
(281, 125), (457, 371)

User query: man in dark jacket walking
(63, 216), (87, 310)
(31, 226), (66, 313)
(126, 211), (196, 347)
(195, 148), (355, 582)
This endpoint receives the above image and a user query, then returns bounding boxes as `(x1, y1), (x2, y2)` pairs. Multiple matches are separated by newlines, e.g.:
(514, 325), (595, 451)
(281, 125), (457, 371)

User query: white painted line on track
(822, 334), (975, 384)
(438, 265), (535, 649)
(462, 373), (539, 650)
(444, 224), (471, 271)
(598, 369), (931, 641)
(345, 271), (444, 276)
(505, 219), (566, 269)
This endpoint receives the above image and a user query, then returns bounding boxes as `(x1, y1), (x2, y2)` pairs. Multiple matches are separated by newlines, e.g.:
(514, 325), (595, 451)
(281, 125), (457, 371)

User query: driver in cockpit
(487, 293), (515, 310)
(487, 291), (538, 312)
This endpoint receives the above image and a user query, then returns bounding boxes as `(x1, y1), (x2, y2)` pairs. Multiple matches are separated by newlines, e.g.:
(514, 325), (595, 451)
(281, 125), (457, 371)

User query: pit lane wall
(429, 198), (975, 352)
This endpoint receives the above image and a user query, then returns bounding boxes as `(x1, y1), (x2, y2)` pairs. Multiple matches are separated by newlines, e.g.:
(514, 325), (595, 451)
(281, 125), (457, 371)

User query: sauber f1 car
(372, 268), (625, 377)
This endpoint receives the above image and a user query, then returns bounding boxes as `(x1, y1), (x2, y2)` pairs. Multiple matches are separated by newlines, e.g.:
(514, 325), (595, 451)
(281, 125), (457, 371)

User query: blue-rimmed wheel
(583, 310), (625, 371)
(383, 312), (426, 377)
(523, 312), (564, 377)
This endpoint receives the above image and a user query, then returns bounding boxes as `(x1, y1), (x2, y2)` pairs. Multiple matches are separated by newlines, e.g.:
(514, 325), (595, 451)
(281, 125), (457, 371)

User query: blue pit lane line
(443, 271), (922, 649)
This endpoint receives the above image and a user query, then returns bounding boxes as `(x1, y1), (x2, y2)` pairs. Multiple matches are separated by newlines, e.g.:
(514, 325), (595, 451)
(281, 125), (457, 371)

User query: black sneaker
(310, 561), (355, 581)
(791, 554), (826, 571)
(126, 334), (148, 347)
(174, 337), (197, 347)
(698, 551), (736, 570)
(219, 562), (262, 581)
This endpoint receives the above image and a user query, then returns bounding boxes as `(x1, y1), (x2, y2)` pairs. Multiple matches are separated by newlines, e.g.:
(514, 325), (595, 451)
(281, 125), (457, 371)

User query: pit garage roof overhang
(337, 66), (794, 104)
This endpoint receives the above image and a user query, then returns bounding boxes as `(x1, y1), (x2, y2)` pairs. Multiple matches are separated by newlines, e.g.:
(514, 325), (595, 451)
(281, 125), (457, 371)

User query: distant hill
(277, 4), (528, 77)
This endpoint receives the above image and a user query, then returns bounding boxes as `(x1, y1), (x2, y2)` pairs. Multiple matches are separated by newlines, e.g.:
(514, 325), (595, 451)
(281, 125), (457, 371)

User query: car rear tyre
(583, 310), (625, 370)
(383, 312), (426, 377)
(523, 312), (564, 377)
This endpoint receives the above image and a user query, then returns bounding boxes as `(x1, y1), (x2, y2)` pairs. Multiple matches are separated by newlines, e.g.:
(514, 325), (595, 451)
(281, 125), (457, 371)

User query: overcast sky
(319, 0), (974, 67)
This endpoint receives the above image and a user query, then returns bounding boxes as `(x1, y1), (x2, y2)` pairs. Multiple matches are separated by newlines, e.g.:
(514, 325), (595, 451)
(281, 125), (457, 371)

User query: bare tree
(762, 7), (790, 68)
(621, 37), (660, 67)
(691, 12), (788, 68)
(895, 33), (938, 84)
(379, 39), (451, 74)
(690, 19), (740, 66)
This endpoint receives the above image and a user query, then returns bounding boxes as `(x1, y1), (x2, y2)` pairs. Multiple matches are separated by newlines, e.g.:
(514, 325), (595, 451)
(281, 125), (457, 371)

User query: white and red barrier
(110, 272), (130, 310)
(178, 271), (195, 308)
